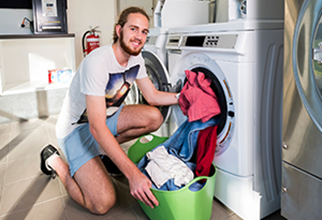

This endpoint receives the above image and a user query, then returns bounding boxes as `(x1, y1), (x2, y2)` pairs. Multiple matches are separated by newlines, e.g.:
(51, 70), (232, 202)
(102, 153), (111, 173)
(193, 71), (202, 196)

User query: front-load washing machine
(165, 21), (284, 220)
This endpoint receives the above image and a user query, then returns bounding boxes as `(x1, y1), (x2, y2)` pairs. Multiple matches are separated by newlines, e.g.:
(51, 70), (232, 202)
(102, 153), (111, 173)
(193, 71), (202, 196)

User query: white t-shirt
(55, 44), (148, 139)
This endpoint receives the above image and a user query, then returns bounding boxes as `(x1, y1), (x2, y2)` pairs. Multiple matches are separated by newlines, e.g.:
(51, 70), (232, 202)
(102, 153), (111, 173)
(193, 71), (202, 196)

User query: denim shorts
(57, 105), (124, 177)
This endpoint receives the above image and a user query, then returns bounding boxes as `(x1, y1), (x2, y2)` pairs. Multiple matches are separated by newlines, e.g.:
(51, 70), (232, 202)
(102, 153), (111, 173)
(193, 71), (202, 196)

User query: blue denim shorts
(58, 105), (124, 177)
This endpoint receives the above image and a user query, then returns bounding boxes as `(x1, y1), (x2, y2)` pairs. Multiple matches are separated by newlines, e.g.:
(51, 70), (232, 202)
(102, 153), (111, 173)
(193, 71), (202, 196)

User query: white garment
(55, 44), (147, 139)
(145, 146), (194, 188)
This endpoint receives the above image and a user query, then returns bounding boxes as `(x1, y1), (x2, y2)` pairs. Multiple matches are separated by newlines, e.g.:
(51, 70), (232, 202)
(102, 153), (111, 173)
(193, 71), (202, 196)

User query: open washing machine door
(124, 49), (171, 137)
(125, 50), (171, 120)
(169, 52), (235, 156)
(141, 50), (171, 123)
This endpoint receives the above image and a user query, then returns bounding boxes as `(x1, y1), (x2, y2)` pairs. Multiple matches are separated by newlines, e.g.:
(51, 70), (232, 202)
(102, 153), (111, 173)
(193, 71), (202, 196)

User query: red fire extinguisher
(82, 26), (100, 57)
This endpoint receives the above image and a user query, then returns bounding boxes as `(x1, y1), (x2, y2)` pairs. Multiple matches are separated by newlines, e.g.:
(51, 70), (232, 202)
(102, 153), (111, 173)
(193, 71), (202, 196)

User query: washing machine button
(228, 111), (235, 118)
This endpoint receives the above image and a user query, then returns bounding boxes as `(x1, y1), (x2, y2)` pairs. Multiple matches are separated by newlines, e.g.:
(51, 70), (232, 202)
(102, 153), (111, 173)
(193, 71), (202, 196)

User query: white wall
(0, 0), (160, 68)
(0, 1), (117, 68)
(0, 9), (33, 34)
(67, 0), (117, 68)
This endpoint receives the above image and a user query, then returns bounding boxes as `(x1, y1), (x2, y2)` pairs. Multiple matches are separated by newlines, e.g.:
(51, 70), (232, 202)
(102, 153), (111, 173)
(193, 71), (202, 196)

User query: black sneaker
(101, 155), (123, 176)
(40, 144), (60, 177)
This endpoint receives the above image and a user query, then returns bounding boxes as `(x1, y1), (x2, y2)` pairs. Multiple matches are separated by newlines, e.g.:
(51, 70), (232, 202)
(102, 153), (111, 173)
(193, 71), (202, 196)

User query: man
(40, 7), (178, 215)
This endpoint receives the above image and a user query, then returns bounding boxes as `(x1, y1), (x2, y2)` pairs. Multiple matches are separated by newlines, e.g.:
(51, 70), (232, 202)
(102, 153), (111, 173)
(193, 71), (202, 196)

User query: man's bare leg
(49, 156), (116, 215)
(47, 104), (162, 215)
(115, 104), (163, 144)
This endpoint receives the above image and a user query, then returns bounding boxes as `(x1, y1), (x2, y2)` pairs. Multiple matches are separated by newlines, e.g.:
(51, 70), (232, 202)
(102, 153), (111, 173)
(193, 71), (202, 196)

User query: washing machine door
(169, 52), (235, 156)
(141, 50), (171, 121)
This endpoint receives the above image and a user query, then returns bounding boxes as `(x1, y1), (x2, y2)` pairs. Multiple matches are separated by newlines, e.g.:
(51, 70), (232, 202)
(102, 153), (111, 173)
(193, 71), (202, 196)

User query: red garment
(178, 70), (221, 122)
(195, 126), (217, 177)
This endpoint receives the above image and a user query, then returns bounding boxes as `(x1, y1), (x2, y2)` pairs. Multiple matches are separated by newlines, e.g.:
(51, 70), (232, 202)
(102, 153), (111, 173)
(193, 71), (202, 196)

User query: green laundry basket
(128, 134), (217, 220)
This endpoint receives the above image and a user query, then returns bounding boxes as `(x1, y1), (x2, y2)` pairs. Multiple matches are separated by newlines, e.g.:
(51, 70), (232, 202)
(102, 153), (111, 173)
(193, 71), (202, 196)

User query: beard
(119, 30), (143, 56)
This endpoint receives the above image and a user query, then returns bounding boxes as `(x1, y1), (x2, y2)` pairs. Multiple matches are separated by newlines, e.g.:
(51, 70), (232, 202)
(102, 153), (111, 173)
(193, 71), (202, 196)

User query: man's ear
(116, 24), (122, 38)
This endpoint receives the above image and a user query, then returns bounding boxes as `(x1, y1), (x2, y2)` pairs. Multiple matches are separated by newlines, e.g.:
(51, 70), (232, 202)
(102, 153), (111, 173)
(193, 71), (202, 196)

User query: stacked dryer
(165, 0), (284, 219)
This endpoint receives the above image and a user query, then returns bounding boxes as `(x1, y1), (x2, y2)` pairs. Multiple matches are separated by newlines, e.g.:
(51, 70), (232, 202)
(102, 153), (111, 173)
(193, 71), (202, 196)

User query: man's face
(119, 13), (149, 56)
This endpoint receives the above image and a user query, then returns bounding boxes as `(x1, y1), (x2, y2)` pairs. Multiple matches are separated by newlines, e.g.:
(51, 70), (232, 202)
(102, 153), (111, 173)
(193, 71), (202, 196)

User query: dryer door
(282, 1), (322, 219)
(283, 0), (322, 176)
(141, 50), (171, 121)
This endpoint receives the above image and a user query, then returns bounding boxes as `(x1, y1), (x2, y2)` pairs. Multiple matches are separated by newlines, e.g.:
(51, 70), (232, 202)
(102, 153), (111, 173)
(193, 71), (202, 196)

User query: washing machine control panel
(181, 34), (238, 49)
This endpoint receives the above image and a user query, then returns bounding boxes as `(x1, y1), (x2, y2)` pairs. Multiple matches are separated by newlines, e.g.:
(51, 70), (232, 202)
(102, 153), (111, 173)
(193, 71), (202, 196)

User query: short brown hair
(113, 7), (150, 44)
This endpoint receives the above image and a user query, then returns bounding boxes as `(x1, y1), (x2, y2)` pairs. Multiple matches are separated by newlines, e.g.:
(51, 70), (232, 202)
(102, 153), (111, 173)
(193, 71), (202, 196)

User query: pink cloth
(178, 70), (221, 122)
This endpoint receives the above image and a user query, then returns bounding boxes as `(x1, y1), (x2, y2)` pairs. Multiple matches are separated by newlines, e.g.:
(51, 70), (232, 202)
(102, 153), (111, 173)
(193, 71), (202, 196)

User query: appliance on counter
(32, 0), (67, 34)
(282, 0), (322, 219)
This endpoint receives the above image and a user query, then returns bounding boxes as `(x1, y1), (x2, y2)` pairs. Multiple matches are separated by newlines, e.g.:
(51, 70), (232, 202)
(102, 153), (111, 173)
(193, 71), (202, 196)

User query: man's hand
(128, 170), (159, 208)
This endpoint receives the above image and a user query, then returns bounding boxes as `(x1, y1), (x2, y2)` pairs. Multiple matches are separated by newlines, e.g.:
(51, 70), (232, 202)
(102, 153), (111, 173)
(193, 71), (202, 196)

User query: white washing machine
(165, 21), (284, 220)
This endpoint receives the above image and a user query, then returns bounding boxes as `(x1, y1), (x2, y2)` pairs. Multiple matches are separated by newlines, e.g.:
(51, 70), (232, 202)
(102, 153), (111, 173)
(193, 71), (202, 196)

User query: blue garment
(137, 116), (220, 191)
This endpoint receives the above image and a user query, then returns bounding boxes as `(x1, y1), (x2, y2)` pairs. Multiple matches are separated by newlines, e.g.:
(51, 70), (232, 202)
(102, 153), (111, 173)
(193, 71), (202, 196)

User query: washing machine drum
(174, 64), (235, 156)
(187, 67), (228, 135)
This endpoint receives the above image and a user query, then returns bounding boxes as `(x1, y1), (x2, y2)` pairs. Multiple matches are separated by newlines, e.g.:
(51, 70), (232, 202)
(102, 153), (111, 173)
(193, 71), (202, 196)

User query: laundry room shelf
(0, 34), (76, 96)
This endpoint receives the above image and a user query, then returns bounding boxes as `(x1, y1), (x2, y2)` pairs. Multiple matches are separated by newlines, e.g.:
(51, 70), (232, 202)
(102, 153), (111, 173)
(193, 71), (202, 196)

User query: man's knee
(148, 107), (163, 131)
(88, 191), (116, 215)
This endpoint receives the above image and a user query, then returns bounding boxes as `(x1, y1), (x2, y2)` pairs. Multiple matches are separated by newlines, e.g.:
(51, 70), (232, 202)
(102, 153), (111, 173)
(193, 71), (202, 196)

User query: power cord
(21, 17), (34, 33)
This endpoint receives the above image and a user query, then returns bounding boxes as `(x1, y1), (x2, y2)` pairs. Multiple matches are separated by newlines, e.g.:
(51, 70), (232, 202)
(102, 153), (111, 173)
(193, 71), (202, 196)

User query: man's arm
(85, 95), (159, 208)
(136, 77), (178, 106)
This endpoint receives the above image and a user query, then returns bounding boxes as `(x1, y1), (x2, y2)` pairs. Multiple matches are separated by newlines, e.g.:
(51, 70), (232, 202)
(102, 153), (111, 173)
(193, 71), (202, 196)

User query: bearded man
(40, 7), (178, 214)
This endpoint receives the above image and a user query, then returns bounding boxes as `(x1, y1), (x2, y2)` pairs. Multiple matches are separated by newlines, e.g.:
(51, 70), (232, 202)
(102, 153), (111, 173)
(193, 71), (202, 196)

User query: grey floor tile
(224, 214), (244, 220)
(0, 164), (5, 186)
(4, 155), (42, 184)
(57, 178), (68, 196)
(210, 198), (236, 220)
(113, 175), (138, 208)
(0, 123), (12, 135)
(0, 197), (67, 220)
(0, 133), (10, 165)
(62, 195), (110, 220)
(11, 118), (45, 133)
(8, 124), (50, 162)
(45, 117), (59, 146)
(132, 204), (149, 220)
(108, 208), (138, 220)
(0, 175), (61, 215)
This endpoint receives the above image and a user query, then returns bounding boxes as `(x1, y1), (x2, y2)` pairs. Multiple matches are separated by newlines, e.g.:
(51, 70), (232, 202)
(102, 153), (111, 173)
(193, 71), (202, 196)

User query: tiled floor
(0, 115), (286, 220)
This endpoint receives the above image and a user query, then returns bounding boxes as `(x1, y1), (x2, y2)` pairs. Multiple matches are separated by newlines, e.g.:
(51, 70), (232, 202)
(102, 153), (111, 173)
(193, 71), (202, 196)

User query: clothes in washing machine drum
(180, 67), (228, 135)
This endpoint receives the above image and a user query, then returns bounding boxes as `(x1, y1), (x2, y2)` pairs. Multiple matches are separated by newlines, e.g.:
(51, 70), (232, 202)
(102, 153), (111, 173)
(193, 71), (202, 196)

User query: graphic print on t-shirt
(76, 65), (140, 124)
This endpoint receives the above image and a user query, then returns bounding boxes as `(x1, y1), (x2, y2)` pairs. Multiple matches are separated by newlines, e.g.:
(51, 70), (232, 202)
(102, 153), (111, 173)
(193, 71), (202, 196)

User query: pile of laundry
(137, 70), (221, 191)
